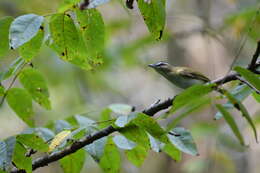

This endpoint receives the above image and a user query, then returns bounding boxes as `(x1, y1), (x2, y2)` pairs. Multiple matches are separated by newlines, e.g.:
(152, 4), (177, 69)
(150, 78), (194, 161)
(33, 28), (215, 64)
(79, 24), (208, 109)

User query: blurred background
(0, 0), (260, 172)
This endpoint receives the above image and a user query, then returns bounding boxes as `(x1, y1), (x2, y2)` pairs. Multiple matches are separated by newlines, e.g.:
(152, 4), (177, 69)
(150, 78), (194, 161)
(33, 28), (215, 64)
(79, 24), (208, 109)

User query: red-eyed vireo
(148, 62), (210, 89)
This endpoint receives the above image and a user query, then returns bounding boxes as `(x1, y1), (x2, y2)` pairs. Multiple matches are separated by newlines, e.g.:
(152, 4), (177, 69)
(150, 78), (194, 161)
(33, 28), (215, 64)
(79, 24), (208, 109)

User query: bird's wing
(175, 67), (210, 82)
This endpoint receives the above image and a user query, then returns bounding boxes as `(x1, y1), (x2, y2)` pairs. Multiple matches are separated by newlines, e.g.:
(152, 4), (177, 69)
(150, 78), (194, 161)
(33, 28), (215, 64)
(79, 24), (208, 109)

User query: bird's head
(148, 61), (172, 74)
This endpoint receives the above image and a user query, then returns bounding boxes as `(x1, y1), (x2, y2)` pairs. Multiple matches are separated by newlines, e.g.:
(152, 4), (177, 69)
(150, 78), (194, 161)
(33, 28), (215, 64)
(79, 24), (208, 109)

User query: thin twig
(0, 62), (27, 106)
(248, 40), (260, 71)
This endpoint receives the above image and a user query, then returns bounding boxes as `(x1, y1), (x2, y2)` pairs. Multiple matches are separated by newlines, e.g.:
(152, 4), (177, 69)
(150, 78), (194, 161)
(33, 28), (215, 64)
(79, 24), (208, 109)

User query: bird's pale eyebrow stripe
(155, 62), (167, 66)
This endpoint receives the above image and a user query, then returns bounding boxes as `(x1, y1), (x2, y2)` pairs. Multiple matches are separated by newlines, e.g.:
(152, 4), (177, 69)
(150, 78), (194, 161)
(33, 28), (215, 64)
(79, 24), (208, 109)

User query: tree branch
(248, 40), (260, 71)
(10, 42), (260, 173)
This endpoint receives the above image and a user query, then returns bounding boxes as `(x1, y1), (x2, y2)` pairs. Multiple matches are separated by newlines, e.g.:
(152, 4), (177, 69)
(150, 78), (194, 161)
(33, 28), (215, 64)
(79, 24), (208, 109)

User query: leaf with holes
(137, 0), (166, 40)
(48, 13), (92, 70)
(19, 68), (51, 110)
(9, 14), (44, 49)
(0, 16), (13, 57)
(76, 9), (105, 64)
(58, 0), (81, 12)
(7, 88), (34, 127)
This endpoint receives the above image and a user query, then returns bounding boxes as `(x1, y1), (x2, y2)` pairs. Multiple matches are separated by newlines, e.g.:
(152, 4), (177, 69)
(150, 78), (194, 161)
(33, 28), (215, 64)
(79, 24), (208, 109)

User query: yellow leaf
(48, 130), (71, 152)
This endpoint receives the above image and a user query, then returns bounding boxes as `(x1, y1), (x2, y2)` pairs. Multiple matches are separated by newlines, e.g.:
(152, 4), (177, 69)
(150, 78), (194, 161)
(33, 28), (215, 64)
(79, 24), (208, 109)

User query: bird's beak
(148, 64), (156, 68)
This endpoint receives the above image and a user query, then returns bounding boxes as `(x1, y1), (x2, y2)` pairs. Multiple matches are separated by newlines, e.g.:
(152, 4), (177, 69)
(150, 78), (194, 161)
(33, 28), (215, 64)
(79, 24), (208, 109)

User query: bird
(148, 61), (210, 89)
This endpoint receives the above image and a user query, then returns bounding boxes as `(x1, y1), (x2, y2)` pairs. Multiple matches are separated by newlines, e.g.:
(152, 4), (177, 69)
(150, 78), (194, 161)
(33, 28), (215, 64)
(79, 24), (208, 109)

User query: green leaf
(23, 127), (55, 141)
(234, 66), (260, 91)
(125, 146), (147, 167)
(19, 28), (44, 61)
(0, 57), (25, 81)
(12, 142), (32, 173)
(167, 127), (198, 156)
(19, 68), (51, 110)
(215, 84), (252, 120)
(119, 125), (150, 149)
(74, 115), (95, 127)
(115, 114), (137, 127)
(75, 9), (105, 64)
(16, 134), (48, 152)
(99, 108), (112, 128)
(167, 97), (211, 130)
(60, 149), (85, 173)
(113, 135), (136, 150)
(0, 137), (16, 171)
(162, 142), (181, 161)
(99, 137), (121, 173)
(132, 113), (166, 142)
(171, 84), (215, 113)
(9, 14), (44, 49)
(7, 88), (34, 127)
(224, 90), (258, 142)
(70, 127), (86, 140)
(252, 92), (260, 102)
(216, 104), (245, 145)
(108, 103), (133, 115)
(48, 13), (92, 70)
(58, 0), (81, 12)
(120, 126), (150, 166)
(84, 137), (107, 162)
(0, 16), (13, 57)
(0, 86), (5, 96)
(137, 0), (166, 40)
